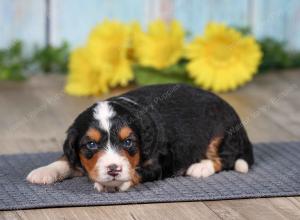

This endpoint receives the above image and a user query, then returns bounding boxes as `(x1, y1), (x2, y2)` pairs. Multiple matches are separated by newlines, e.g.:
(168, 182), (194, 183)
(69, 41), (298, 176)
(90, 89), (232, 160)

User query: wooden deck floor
(0, 70), (300, 220)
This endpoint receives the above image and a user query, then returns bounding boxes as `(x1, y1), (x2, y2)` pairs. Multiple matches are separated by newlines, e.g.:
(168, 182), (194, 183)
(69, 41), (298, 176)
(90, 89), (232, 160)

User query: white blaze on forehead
(91, 101), (132, 187)
(93, 101), (115, 132)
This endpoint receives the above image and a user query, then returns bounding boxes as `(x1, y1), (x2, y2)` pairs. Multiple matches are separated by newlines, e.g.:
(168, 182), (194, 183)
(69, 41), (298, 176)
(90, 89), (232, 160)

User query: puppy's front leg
(26, 155), (82, 184)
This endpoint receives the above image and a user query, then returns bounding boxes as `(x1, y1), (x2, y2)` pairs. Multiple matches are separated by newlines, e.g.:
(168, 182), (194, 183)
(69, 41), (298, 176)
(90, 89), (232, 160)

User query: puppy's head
(63, 101), (140, 188)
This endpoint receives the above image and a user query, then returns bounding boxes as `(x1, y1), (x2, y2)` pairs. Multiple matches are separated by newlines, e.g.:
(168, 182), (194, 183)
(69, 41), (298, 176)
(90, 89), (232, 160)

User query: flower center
(212, 45), (231, 60)
(206, 39), (238, 66)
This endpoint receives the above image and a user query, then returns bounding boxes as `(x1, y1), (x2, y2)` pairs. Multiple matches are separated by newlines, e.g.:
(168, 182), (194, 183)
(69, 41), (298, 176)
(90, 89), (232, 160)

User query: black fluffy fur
(63, 84), (254, 182)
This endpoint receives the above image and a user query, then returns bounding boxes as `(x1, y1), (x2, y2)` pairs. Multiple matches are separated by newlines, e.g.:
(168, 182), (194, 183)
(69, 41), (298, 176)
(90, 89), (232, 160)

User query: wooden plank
(1, 0), (300, 50)
(50, 0), (146, 47)
(289, 197), (300, 208)
(205, 198), (290, 220)
(0, 137), (60, 155)
(251, 0), (289, 42)
(13, 202), (220, 220)
(0, 83), (66, 140)
(16, 207), (116, 220)
(235, 71), (300, 138)
(203, 200), (247, 220)
(0, 211), (22, 220)
(0, 75), (93, 140)
(249, 0), (300, 49)
(173, 0), (209, 37)
(277, 0), (300, 50)
(0, 74), (133, 141)
(219, 93), (298, 142)
(267, 197), (300, 219)
(119, 202), (220, 220)
(207, 0), (249, 27)
(0, 0), (45, 50)
(50, 0), (250, 47)
(173, 0), (248, 37)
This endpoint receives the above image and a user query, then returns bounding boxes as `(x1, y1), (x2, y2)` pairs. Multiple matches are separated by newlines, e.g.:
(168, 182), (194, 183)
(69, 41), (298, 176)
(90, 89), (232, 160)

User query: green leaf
(259, 38), (292, 72)
(289, 52), (300, 68)
(31, 41), (70, 73)
(0, 40), (26, 81)
(134, 65), (193, 86)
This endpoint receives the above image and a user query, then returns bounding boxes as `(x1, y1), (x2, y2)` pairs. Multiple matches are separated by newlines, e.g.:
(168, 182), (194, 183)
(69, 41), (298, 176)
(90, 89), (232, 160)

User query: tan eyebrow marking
(86, 128), (102, 142)
(118, 126), (133, 140)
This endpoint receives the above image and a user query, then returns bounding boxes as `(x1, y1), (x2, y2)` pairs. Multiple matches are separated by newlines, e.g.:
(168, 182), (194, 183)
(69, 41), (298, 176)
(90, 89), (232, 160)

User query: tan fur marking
(79, 151), (105, 181)
(86, 128), (101, 142)
(118, 126), (140, 185)
(118, 126), (133, 140)
(121, 149), (140, 169)
(120, 148), (141, 185)
(131, 170), (141, 185)
(206, 136), (223, 172)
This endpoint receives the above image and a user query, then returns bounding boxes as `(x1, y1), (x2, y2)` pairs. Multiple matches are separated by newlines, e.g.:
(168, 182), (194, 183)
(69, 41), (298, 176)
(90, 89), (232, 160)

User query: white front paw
(186, 160), (215, 178)
(94, 182), (104, 192)
(26, 166), (60, 184)
(118, 181), (132, 192)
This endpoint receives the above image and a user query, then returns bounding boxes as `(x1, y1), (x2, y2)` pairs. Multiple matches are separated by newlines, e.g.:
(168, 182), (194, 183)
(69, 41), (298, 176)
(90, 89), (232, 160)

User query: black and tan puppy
(27, 84), (254, 192)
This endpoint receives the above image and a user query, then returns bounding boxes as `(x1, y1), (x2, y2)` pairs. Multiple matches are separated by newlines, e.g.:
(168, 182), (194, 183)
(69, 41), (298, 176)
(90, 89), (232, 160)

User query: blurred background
(1, 0), (300, 49)
(0, 0), (299, 154)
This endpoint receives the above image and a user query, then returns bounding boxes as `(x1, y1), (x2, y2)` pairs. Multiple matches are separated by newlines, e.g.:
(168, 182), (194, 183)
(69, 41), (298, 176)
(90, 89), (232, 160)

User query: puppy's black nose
(108, 164), (118, 171)
(107, 164), (122, 177)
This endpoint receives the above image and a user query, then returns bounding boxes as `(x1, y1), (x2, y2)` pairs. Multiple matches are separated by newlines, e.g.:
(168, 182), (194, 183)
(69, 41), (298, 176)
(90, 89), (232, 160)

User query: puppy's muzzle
(107, 164), (122, 177)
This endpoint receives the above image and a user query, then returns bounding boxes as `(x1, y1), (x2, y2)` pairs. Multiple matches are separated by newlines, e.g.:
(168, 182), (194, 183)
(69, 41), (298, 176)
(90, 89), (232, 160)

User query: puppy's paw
(94, 182), (104, 192)
(234, 159), (249, 173)
(26, 166), (60, 184)
(118, 181), (132, 192)
(186, 159), (215, 178)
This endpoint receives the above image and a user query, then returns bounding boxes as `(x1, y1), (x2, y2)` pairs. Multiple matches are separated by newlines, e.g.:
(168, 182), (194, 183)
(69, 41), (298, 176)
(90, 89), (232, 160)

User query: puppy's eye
(86, 141), (98, 150)
(123, 139), (133, 148)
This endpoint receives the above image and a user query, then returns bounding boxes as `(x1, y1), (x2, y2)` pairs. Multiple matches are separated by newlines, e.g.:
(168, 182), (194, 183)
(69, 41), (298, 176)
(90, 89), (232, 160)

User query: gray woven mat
(1, 142), (300, 211)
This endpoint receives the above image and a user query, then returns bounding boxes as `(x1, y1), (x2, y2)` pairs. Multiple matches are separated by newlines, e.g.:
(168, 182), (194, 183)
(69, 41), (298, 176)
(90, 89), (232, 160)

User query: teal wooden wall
(1, 0), (300, 50)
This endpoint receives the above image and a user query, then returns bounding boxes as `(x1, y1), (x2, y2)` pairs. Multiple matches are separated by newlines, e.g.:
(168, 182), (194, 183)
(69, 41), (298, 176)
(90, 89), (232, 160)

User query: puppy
(27, 84), (254, 192)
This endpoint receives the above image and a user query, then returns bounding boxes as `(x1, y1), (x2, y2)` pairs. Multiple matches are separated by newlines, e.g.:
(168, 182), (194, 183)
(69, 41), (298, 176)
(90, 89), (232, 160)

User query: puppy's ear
(63, 127), (80, 167)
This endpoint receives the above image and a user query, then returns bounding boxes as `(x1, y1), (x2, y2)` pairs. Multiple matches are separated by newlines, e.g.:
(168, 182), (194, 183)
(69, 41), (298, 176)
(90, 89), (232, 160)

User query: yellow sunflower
(128, 22), (142, 61)
(65, 21), (134, 96)
(186, 23), (262, 92)
(87, 20), (134, 87)
(135, 19), (185, 69)
(65, 47), (107, 96)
